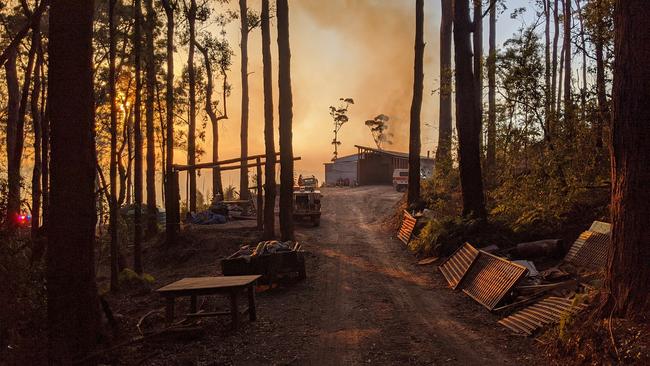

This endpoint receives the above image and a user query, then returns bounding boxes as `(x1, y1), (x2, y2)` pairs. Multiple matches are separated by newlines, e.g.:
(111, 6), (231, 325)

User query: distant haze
(173, 0), (441, 197)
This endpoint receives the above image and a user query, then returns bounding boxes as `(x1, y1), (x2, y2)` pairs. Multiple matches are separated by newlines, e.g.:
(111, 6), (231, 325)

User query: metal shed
(354, 145), (435, 186)
(323, 154), (359, 186)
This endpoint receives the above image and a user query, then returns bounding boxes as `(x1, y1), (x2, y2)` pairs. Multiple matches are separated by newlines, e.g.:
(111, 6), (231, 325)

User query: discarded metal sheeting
(563, 230), (610, 270)
(498, 297), (587, 336)
(461, 252), (529, 310)
(397, 210), (417, 245)
(439, 243), (480, 289)
(439, 243), (528, 310)
(589, 221), (611, 235)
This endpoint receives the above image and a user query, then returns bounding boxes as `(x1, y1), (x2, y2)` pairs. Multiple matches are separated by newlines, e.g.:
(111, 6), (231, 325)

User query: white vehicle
(392, 169), (409, 192)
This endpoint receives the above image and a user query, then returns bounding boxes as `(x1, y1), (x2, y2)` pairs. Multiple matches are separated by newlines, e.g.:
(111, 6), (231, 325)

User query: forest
(0, 0), (648, 365)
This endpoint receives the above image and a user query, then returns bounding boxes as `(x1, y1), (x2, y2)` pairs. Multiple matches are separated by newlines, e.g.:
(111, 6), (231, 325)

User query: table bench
(156, 275), (261, 330)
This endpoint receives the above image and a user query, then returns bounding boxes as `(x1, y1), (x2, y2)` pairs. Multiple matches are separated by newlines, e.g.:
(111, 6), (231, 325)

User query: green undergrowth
(408, 148), (610, 258)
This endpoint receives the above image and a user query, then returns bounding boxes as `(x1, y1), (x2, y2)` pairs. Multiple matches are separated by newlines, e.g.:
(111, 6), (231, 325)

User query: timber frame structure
(165, 152), (300, 243)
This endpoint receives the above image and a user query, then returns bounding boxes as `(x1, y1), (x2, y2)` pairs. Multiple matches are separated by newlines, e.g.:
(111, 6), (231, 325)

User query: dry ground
(107, 186), (546, 365)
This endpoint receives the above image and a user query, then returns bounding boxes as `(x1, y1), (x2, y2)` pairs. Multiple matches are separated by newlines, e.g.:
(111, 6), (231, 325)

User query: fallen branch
(136, 308), (164, 336)
(73, 325), (204, 365)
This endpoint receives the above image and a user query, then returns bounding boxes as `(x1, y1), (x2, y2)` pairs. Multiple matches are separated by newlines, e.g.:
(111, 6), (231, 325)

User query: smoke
(192, 0), (441, 192)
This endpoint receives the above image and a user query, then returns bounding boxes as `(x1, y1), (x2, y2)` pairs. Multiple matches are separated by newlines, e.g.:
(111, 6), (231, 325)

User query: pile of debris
(230, 241), (297, 261)
(221, 241), (306, 287)
(436, 221), (611, 336)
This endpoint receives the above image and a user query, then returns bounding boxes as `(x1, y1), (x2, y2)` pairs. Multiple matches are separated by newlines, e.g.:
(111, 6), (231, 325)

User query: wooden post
(190, 295), (197, 314)
(230, 290), (239, 330)
(256, 157), (263, 230)
(247, 285), (257, 321)
(165, 297), (175, 324)
(165, 170), (180, 245)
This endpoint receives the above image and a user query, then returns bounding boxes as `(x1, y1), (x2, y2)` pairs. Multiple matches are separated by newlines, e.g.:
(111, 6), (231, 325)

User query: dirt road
(124, 186), (543, 365)
(297, 186), (540, 365)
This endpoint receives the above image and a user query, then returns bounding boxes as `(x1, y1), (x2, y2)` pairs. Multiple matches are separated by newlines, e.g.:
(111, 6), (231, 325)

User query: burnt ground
(106, 186), (547, 365)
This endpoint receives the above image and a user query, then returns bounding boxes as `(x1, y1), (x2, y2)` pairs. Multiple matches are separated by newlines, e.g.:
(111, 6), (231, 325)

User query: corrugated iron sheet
(498, 297), (587, 336)
(564, 230), (610, 270)
(589, 221), (611, 235)
(397, 211), (417, 245)
(460, 251), (528, 310)
(439, 243), (480, 289)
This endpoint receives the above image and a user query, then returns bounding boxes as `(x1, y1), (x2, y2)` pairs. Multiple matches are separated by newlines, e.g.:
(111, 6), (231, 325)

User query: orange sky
(175, 0), (442, 196)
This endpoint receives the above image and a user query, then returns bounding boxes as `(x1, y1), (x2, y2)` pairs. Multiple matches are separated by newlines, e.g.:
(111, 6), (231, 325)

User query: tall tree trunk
(551, 0), (560, 121)
(454, 0), (487, 219)
(4, 48), (20, 230)
(162, 0), (177, 244)
(277, 0), (294, 241)
(144, 0), (157, 237)
(604, 0), (650, 321)
(133, 0), (144, 274)
(473, 0), (483, 153)
(6, 15), (38, 231)
(47, 1), (100, 362)
(594, 0), (608, 150)
(262, 0), (276, 239)
(556, 37), (565, 115)
(486, 0), (497, 171)
(109, 0), (120, 291)
(563, 0), (573, 135)
(239, 0), (250, 200)
(544, 0), (552, 136)
(195, 42), (226, 198)
(576, 0), (587, 123)
(31, 30), (43, 236)
(408, 0), (424, 206)
(436, 0), (453, 168)
(42, 95), (50, 225)
(187, 0), (197, 212)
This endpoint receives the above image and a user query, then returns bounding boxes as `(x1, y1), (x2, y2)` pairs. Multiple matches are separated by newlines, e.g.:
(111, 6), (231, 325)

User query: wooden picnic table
(156, 275), (261, 330)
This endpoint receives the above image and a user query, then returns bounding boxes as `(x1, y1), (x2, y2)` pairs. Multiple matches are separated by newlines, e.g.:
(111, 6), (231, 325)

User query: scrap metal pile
(396, 209), (611, 337)
(221, 241), (306, 286)
(435, 220), (611, 336)
(230, 241), (299, 261)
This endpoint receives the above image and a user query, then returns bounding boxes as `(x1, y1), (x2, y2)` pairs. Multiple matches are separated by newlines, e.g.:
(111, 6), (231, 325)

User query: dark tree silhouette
(563, 0), (573, 135)
(277, 0), (294, 241)
(486, 0), (497, 171)
(454, 0), (486, 219)
(262, 0), (276, 239)
(4, 48), (20, 231)
(603, 0), (650, 321)
(187, 0), (198, 212)
(162, 0), (178, 244)
(47, 1), (100, 362)
(551, 0), (560, 123)
(195, 36), (229, 197)
(239, 0), (250, 200)
(436, 0), (453, 166)
(144, 0), (158, 237)
(133, 0), (144, 274)
(329, 98), (354, 160)
(408, 0), (424, 206)
(108, 0), (120, 290)
(31, 31), (43, 236)
(473, 0), (483, 152)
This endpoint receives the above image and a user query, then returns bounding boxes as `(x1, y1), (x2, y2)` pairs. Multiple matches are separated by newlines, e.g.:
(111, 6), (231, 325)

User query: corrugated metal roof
(564, 230), (610, 270)
(439, 243), (480, 289)
(439, 243), (528, 310)
(397, 211), (417, 245)
(460, 252), (528, 310)
(354, 145), (435, 161)
(498, 297), (587, 336)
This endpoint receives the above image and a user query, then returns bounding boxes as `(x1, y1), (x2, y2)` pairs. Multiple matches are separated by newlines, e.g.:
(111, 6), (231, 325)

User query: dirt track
(121, 186), (544, 365)
(298, 186), (540, 365)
